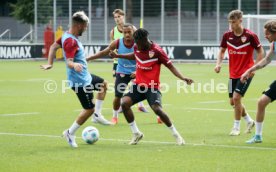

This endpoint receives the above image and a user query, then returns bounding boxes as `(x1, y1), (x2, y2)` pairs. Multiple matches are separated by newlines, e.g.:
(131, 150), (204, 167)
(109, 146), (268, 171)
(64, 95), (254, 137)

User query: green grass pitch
(0, 60), (276, 172)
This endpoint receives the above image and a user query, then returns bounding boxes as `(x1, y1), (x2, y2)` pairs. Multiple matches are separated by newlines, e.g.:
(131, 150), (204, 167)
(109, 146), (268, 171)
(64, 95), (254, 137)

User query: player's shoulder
(244, 28), (258, 37)
(151, 42), (163, 52)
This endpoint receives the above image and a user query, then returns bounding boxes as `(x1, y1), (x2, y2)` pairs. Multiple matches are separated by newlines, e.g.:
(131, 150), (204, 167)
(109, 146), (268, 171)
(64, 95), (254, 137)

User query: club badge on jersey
(241, 36), (247, 43)
(149, 51), (155, 58)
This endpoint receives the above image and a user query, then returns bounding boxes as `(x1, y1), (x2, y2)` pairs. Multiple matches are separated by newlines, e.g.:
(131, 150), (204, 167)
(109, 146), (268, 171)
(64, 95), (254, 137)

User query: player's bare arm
(40, 42), (61, 70)
(86, 40), (117, 61)
(167, 65), (194, 85)
(241, 43), (275, 82)
(109, 50), (135, 60)
(254, 46), (265, 64)
(67, 58), (83, 72)
(214, 47), (226, 73)
(110, 29), (114, 42)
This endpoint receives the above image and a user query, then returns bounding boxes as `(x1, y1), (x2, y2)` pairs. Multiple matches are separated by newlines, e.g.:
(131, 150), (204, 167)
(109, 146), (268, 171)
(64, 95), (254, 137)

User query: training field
(1, 60), (276, 172)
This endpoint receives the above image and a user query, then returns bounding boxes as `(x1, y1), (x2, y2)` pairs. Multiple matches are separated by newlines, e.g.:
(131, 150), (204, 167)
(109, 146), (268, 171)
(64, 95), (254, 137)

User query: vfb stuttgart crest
(149, 51), (155, 58)
(241, 36), (247, 43)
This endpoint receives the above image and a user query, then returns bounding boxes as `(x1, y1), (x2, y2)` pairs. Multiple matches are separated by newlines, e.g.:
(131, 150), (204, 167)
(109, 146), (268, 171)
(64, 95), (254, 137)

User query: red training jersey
(56, 35), (79, 59)
(134, 42), (173, 89)
(220, 28), (261, 79)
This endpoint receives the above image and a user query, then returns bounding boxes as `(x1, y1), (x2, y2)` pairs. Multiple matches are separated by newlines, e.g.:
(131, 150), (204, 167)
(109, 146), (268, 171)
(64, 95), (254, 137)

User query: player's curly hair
(264, 20), (276, 34)
(133, 28), (149, 42)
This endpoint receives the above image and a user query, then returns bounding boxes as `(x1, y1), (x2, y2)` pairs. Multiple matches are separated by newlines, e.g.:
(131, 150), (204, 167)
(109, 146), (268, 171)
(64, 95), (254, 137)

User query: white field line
(0, 132), (276, 151)
(185, 107), (274, 114)
(0, 112), (40, 117)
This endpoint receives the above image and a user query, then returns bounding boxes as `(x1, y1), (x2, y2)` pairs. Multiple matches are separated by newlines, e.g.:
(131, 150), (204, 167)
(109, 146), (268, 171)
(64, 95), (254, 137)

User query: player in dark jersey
(109, 28), (193, 145)
(241, 20), (276, 143)
(214, 10), (264, 136)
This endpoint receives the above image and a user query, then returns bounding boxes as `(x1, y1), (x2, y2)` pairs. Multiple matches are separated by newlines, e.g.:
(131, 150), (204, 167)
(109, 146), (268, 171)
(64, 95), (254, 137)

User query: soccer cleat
(129, 132), (144, 145)
(157, 116), (162, 124)
(244, 120), (255, 134)
(62, 129), (78, 148)
(111, 117), (118, 124)
(92, 113), (113, 125)
(138, 106), (149, 113)
(173, 134), (185, 145)
(246, 135), (263, 144)
(229, 128), (240, 136)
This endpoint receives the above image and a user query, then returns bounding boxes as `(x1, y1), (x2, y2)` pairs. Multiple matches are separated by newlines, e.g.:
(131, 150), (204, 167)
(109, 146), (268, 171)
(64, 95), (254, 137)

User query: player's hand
(73, 63), (83, 72)
(130, 72), (136, 78)
(183, 78), (194, 85)
(109, 49), (118, 59)
(214, 65), (221, 73)
(40, 64), (52, 70)
(240, 70), (254, 83)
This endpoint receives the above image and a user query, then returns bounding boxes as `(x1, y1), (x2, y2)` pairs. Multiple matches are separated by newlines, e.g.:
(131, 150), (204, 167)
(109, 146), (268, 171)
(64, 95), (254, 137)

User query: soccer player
(214, 10), (264, 136)
(109, 28), (194, 145)
(87, 23), (137, 124)
(110, 9), (148, 114)
(241, 20), (276, 143)
(40, 11), (112, 148)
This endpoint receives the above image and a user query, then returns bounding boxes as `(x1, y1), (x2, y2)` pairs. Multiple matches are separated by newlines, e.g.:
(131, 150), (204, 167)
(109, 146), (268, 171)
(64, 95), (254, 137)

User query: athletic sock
(233, 120), (240, 130)
(129, 121), (140, 134)
(255, 122), (263, 136)
(94, 99), (103, 115)
(243, 113), (253, 123)
(113, 109), (119, 118)
(169, 124), (180, 136)
(68, 121), (80, 135)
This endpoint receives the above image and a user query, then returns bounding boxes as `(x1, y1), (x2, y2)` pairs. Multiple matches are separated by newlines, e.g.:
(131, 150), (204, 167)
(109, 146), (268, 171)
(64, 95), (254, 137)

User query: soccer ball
(82, 126), (99, 144)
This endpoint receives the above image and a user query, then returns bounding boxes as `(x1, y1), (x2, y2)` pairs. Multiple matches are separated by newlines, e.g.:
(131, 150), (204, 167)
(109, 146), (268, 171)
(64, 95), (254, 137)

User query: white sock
(138, 101), (144, 107)
(233, 120), (240, 129)
(243, 114), (253, 123)
(169, 124), (180, 136)
(113, 109), (119, 118)
(95, 99), (103, 115)
(68, 121), (80, 135)
(129, 121), (140, 134)
(255, 122), (263, 136)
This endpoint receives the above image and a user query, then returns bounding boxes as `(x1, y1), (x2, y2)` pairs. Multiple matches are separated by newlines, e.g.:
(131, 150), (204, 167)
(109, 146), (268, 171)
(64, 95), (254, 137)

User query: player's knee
(84, 108), (94, 115)
(257, 97), (268, 108)
(121, 100), (131, 111)
(232, 95), (241, 104)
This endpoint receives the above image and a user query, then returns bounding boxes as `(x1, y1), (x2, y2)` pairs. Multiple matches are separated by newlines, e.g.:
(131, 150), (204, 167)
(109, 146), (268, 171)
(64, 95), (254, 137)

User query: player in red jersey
(109, 28), (193, 145)
(214, 10), (264, 136)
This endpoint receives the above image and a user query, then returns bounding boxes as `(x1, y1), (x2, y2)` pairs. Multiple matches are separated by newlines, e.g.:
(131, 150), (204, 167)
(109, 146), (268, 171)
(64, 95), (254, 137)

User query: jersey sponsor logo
(241, 36), (247, 43)
(136, 64), (153, 70)
(149, 51), (155, 58)
(228, 50), (247, 55)
(0, 46), (31, 58)
(229, 37), (233, 40)
(123, 64), (136, 68)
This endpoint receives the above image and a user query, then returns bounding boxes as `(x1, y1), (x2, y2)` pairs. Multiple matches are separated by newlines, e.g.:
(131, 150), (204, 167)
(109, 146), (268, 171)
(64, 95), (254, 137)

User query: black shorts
(72, 74), (104, 109)
(115, 73), (133, 98)
(112, 63), (118, 77)
(124, 84), (162, 107)
(228, 77), (253, 98)
(263, 80), (276, 102)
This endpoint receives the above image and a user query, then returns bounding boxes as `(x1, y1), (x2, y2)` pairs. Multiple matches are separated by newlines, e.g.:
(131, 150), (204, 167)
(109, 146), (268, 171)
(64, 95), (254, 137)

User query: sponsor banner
(0, 44), (270, 60)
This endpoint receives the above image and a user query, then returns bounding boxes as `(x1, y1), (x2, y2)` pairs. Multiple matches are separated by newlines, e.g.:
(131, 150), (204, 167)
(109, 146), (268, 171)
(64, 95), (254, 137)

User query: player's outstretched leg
(246, 95), (270, 144)
(150, 104), (185, 145)
(92, 80), (112, 125)
(121, 96), (143, 145)
(63, 108), (94, 148)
